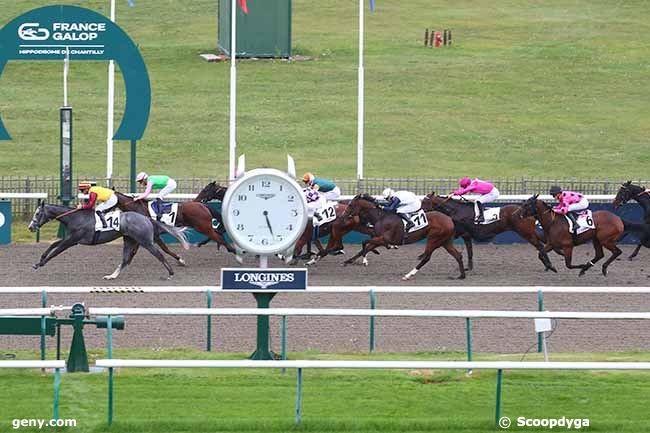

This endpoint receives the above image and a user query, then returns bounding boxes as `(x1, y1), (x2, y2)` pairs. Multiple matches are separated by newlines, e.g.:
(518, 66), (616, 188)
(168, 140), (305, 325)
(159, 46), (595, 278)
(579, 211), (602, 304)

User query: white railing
(88, 307), (650, 320)
(0, 360), (65, 369)
(3, 285), (650, 294)
(0, 193), (48, 199)
(96, 358), (650, 426)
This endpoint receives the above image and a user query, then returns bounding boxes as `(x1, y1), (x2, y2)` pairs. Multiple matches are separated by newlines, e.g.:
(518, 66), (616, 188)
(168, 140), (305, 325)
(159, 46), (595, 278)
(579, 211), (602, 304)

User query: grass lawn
(1, 349), (650, 432)
(1, 1), (650, 180)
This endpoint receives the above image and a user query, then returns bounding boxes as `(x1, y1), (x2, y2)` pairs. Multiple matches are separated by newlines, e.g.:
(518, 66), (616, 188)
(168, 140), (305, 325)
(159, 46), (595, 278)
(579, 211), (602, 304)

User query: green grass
(2, 349), (650, 432)
(1, 1), (650, 180)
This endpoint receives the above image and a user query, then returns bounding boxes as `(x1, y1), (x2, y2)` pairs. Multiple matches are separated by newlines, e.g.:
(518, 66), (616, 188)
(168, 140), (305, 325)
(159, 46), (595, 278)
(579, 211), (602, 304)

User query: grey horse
(28, 201), (189, 280)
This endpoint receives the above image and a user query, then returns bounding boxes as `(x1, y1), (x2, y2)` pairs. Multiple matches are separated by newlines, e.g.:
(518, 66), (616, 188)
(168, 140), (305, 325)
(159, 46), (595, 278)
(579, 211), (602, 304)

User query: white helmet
(136, 172), (148, 182)
(382, 188), (394, 199)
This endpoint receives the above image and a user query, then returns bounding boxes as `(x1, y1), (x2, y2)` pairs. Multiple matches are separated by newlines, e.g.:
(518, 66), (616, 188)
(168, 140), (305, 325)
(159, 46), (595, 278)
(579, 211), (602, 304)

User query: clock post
(221, 162), (309, 361)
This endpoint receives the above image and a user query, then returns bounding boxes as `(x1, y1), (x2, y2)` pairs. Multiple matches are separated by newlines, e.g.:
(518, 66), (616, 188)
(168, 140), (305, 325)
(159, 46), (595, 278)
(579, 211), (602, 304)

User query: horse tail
(621, 219), (650, 245)
(153, 220), (190, 250)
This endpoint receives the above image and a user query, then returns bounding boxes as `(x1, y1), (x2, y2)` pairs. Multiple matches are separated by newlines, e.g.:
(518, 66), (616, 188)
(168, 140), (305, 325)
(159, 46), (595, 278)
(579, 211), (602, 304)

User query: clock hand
(263, 210), (275, 237)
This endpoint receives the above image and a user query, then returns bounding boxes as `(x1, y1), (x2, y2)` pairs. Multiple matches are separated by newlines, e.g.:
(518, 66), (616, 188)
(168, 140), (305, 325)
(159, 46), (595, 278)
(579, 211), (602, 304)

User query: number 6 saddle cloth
(565, 210), (595, 234)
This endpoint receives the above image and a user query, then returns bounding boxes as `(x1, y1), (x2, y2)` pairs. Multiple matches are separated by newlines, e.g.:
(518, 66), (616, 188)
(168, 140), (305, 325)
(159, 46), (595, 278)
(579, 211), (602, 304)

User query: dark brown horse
(423, 192), (555, 272)
(613, 181), (650, 259)
(340, 194), (465, 280)
(114, 191), (237, 257)
(519, 195), (624, 276)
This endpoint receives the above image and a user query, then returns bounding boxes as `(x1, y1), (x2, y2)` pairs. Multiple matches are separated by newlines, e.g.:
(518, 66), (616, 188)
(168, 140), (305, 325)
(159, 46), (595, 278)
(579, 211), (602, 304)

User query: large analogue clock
(222, 168), (308, 255)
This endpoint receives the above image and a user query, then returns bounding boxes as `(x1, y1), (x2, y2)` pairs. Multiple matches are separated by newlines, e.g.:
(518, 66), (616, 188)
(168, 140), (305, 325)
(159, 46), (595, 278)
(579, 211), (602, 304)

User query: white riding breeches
(567, 197), (589, 213)
(96, 194), (118, 212)
(158, 179), (177, 199)
(323, 186), (341, 201)
(397, 201), (421, 214)
(476, 187), (500, 204)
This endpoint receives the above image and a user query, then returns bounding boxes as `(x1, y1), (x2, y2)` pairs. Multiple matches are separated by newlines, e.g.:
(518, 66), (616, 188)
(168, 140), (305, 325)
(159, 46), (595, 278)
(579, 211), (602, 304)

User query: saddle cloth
(314, 202), (337, 227)
(148, 201), (179, 226)
(402, 209), (428, 233)
(95, 209), (121, 232)
(565, 210), (595, 234)
(476, 206), (501, 225)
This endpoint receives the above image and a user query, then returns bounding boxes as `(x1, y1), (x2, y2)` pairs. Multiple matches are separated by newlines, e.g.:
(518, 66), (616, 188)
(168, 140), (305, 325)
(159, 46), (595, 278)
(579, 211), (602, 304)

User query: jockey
(549, 185), (589, 233)
(382, 188), (419, 232)
(77, 181), (117, 228)
(303, 187), (326, 222)
(452, 177), (500, 223)
(302, 172), (341, 201)
(135, 172), (177, 220)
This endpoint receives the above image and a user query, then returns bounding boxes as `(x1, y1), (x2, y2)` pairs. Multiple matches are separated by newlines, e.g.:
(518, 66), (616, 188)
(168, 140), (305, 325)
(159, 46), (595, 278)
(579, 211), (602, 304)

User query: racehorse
(613, 181), (650, 259)
(518, 195), (624, 276)
(28, 201), (189, 280)
(423, 192), (556, 272)
(113, 191), (237, 255)
(339, 194), (465, 280)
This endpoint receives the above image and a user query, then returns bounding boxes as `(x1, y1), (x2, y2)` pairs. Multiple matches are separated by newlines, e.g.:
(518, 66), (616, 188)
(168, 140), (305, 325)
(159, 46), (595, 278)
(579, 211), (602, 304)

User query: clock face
(223, 169), (308, 255)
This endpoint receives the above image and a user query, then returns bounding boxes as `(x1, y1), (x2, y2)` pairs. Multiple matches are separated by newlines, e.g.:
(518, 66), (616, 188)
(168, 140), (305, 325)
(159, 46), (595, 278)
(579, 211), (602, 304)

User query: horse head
(28, 200), (46, 232)
(613, 181), (644, 208)
(196, 181), (226, 203)
(518, 194), (540, 219)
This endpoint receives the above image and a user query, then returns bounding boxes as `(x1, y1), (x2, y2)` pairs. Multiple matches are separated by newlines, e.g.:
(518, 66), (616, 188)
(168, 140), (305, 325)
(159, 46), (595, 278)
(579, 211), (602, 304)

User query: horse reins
(55, 208), (81, 220)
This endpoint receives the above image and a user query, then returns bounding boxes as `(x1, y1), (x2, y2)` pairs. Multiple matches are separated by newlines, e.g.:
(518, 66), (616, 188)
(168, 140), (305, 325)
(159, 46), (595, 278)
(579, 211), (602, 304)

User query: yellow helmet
(302, 172), (314, 183)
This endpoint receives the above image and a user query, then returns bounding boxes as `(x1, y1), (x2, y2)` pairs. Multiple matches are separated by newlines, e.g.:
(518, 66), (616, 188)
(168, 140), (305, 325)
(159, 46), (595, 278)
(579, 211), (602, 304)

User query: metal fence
(1, 175), (647, 218)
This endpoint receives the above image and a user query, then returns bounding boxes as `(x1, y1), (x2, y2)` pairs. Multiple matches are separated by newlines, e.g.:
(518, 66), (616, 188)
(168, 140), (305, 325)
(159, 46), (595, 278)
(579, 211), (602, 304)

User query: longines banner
(221, 268), (308, 291)
(0, 5), (150, 140)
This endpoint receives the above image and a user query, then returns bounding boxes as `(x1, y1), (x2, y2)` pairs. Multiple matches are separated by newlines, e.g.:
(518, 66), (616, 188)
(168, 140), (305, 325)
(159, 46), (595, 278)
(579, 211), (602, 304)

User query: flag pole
(106, 0), (116, 187)
(357, 0), (365, 181)
(228, 0), (238, 182)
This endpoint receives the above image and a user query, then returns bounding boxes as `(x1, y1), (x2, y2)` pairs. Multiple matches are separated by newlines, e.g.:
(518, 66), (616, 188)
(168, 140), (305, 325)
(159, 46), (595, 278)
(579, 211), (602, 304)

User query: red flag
(239, 0), (248, 15)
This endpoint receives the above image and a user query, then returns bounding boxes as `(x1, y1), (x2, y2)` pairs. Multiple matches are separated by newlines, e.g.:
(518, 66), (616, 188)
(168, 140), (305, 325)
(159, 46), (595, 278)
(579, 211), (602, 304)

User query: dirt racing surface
(2, 242), (650, 354)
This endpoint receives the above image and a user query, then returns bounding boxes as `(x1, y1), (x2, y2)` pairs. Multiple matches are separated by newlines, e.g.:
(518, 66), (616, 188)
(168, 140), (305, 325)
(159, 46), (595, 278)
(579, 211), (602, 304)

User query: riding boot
(567, 212), (579, 234)
(96, 210), (108, 228)
(400, 213), (415, 232)
(155, 198), (163, 221)
(475, 202), (485, 223)
(313, 211), (323, 222)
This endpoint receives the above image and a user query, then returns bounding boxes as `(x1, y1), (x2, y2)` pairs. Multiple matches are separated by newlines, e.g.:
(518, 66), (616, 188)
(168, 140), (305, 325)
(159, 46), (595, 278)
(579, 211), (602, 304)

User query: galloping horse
(28, 201), (189, 280)
(423, 192), (555, 272)
(113, 191), (236, 256)
(613, 181), (650, 259)
(340, 194), (465, 280)
(518, 195), (624, 276)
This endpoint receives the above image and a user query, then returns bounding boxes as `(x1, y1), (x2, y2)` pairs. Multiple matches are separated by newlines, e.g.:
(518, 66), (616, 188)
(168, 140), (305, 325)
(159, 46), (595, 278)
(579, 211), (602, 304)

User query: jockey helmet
(549, 185), (563, 196)
(136, 172), (148, 182)
(382, 188), (394, 199)
(302, 172), (314, 184)
(459, 177), (471, 188)
(78, 181), (92, 191)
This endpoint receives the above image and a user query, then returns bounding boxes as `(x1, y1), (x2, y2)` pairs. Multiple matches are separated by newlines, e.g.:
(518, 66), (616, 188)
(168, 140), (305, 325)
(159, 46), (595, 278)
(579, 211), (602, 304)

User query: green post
(495, 369), (503, 426)
(108, 367), (114, 426)
(53, 367), (60, 421)
(67, 304), (89, 372)
(250, 293), (276, 360)
(130, 140), (137, 193)
(295, 368), (303, 425)
(369, 289), (376, 353)
(206, 290), (212, 352)
(537, 290), (544, 353)
(466, 318), (472, 361)
(56, 323), (61, 360)
(40, 290), (47, 362)
(107, 316), (113, 359)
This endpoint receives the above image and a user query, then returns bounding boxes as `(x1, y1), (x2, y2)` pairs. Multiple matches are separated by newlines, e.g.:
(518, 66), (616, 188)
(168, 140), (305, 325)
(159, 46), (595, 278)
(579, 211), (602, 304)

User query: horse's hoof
(401, 275), (410, 281)
(458, 275), (466, 280)
(602, 269), (608, 277)
(177, 258), (187, 267)
(32, 263), (40, 270)
(550, 267), (558, 273)
(628, 256), (637, 261)
(235, 255), (244, 265)
(103, 275), (115, 280)
(362, 258), (368, 267)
